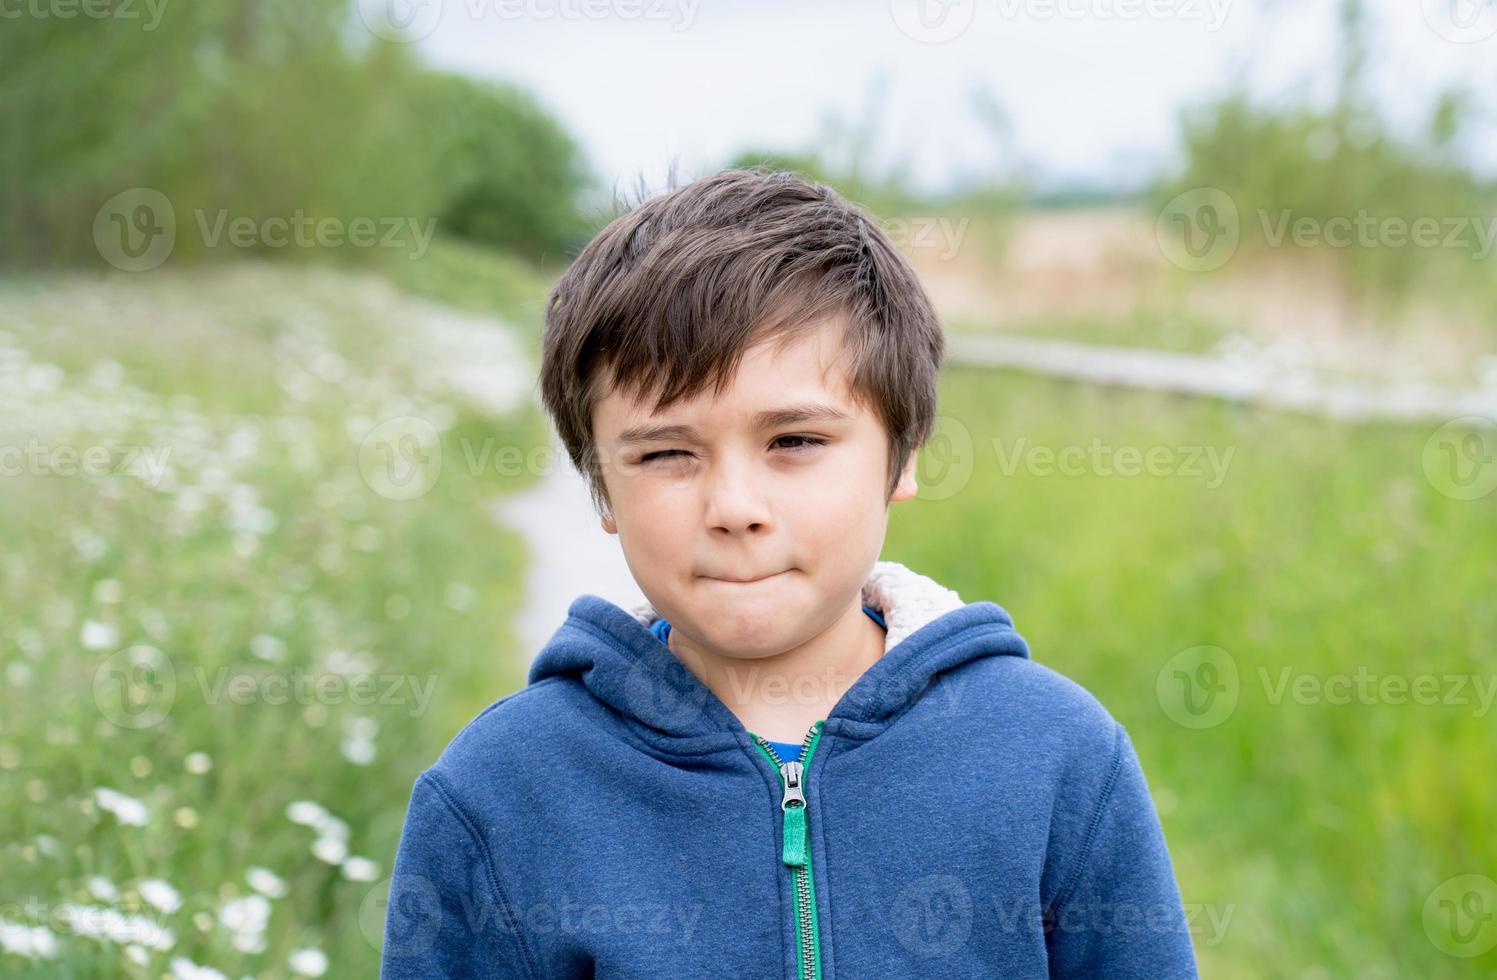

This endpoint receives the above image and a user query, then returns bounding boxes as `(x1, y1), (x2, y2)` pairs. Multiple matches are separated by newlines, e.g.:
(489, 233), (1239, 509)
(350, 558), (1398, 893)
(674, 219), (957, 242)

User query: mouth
(704, 569), (788, 585)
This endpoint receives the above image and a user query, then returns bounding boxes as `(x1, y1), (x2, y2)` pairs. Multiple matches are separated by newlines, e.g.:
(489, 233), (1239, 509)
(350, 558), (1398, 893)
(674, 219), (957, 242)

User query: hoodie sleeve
(380, 771), (538, 980)
(1043, 723), (1199, 979)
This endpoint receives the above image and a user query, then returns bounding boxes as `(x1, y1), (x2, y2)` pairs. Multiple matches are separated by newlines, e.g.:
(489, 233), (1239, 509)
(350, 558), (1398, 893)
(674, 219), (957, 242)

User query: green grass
(886, 366), (1496, 977)
(5, 240), (1492, 977)
(0, 249), (552, 977)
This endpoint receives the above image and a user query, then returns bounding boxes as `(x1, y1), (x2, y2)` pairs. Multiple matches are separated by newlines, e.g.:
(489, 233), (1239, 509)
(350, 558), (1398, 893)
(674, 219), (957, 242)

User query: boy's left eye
(773, 434), (826, 452)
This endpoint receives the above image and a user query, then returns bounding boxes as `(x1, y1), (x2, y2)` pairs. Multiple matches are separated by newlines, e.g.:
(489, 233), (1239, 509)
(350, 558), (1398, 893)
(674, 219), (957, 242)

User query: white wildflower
(138, 879), (181, 914)
(288, 947), (329, 977)
(86, 875), (119, 903)
(81, 619), (118, 650)
(340, 856), (380, 882)
(93, 787), (149, 826)
(219, 894), (270, 955)
(246, 867), (287, 899)
(170, 956), (228, 980)
(285, 800), (327, 826)
(311, 836), (347, 866)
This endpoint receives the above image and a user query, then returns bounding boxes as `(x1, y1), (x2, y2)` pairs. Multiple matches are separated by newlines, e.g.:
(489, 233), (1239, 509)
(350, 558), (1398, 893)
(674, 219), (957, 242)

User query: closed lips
(708, 570), (785, 583)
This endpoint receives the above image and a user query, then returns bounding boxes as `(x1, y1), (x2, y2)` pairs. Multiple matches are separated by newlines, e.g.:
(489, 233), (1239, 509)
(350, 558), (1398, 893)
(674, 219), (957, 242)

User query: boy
(381, 169), (1199, 978)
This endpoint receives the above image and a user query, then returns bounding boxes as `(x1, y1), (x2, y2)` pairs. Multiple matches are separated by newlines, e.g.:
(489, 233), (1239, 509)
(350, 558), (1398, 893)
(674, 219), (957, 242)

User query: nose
(702, 452), (773, 536)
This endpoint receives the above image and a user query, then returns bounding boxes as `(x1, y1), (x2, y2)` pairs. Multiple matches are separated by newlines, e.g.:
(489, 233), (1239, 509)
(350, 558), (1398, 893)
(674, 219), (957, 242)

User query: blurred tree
(1154, 0), (1496, 316)
(0, 0), (593, 268)
(413, 72), (593, 264)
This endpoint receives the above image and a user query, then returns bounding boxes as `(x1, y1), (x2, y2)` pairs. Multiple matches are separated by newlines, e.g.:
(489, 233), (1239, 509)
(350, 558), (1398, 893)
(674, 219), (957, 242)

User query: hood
(526, 560), (1030, 744)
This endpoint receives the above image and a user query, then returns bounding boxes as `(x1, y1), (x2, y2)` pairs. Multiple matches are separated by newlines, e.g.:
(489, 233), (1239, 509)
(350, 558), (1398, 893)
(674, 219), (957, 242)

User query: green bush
(0, 0), (593, 269)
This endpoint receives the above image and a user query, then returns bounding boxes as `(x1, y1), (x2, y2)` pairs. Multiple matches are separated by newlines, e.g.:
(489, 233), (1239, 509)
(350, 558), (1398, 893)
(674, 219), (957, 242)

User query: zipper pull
(780, 761), (808, 867)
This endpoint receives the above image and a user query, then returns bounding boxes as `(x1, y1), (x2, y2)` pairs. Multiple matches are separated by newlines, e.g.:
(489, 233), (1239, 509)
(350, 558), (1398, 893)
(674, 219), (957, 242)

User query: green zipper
(750, 720), (826, 980)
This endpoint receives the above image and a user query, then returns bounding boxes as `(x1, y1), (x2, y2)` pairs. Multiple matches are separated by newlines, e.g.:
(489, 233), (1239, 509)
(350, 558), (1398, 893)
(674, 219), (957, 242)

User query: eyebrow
(615, 402), (853, 446)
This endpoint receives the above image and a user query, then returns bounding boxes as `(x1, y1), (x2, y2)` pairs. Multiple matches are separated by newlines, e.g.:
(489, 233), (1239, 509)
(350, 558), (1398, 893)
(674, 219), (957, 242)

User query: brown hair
(538, 167), (945, 517)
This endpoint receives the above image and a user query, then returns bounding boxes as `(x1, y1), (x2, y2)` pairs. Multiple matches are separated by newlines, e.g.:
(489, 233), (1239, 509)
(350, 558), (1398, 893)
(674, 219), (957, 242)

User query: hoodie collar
(527, 561), (1030, 749)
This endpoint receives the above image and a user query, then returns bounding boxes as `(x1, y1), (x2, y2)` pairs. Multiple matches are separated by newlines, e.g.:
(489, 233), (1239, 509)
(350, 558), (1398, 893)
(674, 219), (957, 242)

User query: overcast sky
(390, 0), (1497, 198)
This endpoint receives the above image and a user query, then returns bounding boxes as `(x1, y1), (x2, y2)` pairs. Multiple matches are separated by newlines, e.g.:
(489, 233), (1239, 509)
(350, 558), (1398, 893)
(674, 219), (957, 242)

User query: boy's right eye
(640, 450), (689, 463)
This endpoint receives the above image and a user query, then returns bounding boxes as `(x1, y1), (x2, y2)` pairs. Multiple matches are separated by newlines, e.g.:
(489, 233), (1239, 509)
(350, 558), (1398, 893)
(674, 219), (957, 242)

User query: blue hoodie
(381, 562), (1199, 979)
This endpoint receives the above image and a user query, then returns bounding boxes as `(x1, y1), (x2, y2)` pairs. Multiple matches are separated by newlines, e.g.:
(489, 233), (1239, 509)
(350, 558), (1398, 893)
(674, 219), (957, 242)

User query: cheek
(789, 474), (884, 540)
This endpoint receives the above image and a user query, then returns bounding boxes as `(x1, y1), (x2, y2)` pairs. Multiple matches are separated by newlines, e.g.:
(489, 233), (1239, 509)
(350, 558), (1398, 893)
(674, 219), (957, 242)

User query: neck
(667, 598), (886, 743)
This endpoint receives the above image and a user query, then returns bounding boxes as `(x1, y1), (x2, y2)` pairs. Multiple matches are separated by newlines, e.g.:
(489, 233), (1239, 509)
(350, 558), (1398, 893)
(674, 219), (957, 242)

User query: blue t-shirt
(649, 604), (888, 763)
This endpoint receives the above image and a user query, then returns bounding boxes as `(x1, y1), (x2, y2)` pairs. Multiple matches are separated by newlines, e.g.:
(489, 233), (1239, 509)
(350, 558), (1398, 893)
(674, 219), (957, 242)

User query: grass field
(0, 256), (550, 977)
(3, 246), (1493, 977)
(888, 365), (1497, 977)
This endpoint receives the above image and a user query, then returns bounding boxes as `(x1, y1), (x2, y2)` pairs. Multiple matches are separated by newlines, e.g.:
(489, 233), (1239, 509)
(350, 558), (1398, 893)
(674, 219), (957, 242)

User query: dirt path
(490, 435), (644, 660)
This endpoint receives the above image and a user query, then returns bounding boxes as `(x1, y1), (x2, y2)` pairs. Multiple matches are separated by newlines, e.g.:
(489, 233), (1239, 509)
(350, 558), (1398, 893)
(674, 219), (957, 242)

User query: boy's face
(591, 317), (920, 662)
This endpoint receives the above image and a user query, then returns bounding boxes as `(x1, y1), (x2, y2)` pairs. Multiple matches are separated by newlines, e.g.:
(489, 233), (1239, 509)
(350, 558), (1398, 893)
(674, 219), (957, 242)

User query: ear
(601, 510), (618, 535)
(890, 446), (920, 504)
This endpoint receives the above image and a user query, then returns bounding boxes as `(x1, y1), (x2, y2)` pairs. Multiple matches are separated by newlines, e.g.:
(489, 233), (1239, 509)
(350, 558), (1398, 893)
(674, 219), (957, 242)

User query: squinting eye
(640, 450), (691, 463)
